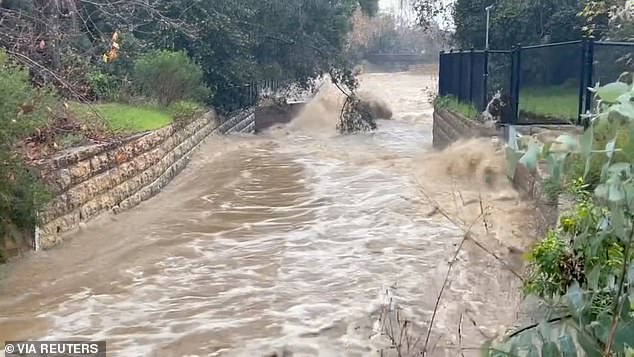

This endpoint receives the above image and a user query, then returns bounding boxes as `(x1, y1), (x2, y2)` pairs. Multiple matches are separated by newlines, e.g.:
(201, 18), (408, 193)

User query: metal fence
(214, 83), (259, 115)
(214, 78), (293, 117)
(438, 39), (634, 126)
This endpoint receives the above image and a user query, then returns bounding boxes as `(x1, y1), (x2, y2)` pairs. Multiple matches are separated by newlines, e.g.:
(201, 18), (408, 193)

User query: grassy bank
(436, 84), (580, 123)
(434, 95), (479, 120)
(519, 84), (579, 121)
(69, 102), (174, 134)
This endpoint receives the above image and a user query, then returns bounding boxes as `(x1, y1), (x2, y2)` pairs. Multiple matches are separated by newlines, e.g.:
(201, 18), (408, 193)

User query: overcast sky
(378, 0), (455, 30)
(378, 0), (415, 21)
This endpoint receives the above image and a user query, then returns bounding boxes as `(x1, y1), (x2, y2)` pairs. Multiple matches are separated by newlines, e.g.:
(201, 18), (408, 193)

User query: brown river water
(0, 71), (538, 356)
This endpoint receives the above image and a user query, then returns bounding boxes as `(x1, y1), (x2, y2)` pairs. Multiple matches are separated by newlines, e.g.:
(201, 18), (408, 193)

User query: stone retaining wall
(432, 108), (499, 149)
(22, 109), (255, 251)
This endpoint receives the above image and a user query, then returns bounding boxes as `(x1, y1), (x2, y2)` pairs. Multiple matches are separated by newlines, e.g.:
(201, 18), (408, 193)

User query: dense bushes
(133, 50), (211, 107)
(87, 71), (125, 102)
(0, 53), (56, 138)
(524, 178), (606, 298)
(1, 0), (377, 119)
(167, 101), (204, 121)
(0, 51), (54, 259)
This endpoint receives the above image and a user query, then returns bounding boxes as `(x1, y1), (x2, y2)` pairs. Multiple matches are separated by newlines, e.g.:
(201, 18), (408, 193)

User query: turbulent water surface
(0, 70), (537, 357)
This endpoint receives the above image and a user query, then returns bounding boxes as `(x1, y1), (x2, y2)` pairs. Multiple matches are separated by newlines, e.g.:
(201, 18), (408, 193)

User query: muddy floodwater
(0, 71), (537, 356)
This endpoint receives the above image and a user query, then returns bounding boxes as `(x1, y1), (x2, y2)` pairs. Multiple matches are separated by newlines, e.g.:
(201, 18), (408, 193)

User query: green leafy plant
(167, 101), (204, 123)
(487, 73), (634, 356)
(329, 66), (379, 134)
(87, 71), (123, 102)
(564, 118), (634, 190)
(524, 229), (577, 298)
(133, 50), (211, 107)
(0, 51), (55, 260)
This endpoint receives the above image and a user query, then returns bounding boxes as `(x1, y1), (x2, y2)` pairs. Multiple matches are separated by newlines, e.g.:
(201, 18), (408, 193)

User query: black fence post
(239, 85), (243, 110)
(510, 43), (522, 124)
(583, 38), (595, 129)
(249, 82), (258, 105)
(469, 48), (475, 105)
(449, 49), (454, 97)
(457, 49), (464, 101)
(438, 51), (444, 96)
(256, 81), (260, 105)
(483, 48), (489, 111)
(578, 38), (587, 126)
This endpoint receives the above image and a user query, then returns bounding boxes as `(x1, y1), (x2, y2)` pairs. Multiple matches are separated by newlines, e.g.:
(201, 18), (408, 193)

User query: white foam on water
(0, 72), (532, 357)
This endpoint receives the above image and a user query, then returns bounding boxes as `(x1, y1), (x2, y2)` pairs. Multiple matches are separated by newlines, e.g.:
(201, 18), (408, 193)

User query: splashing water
(0, 71), (537, 357)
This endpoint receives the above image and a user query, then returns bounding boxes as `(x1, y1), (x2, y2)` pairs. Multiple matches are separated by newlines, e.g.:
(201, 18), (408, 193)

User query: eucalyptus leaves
(489, 74), (634, 356)
(507, 73), (634, 199)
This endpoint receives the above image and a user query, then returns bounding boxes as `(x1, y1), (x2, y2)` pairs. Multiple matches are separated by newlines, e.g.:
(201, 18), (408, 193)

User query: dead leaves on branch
(103, 31), (121, 63)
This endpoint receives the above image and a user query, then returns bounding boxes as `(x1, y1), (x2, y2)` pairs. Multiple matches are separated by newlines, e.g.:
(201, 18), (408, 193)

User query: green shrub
(58, 133), (90, 149)
(565, 118), (633, 189)
(337, 96), (378, 134)
(0, 52), (56, 138)
(523, 229), (574, 298)
(167, 101), (204, 120)
(133, 50), (211, 106)
(87, 71), (123, 102)
(0, 50), (55, 258)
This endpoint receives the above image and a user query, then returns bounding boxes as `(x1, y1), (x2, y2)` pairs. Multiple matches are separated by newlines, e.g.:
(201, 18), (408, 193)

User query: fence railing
(438, 38), (634, 126)
(214, 78), (295, 118)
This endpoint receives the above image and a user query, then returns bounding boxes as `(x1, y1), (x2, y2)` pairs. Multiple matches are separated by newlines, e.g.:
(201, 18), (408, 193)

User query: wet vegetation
(403, 1), (634, 355)
(497, 75), (634, 355)
(0, 52), (54, 261)
(338, 96), (379, 133)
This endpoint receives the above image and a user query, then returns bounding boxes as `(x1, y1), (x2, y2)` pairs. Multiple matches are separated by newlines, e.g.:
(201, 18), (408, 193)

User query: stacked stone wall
(20, 109), (255, 251)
